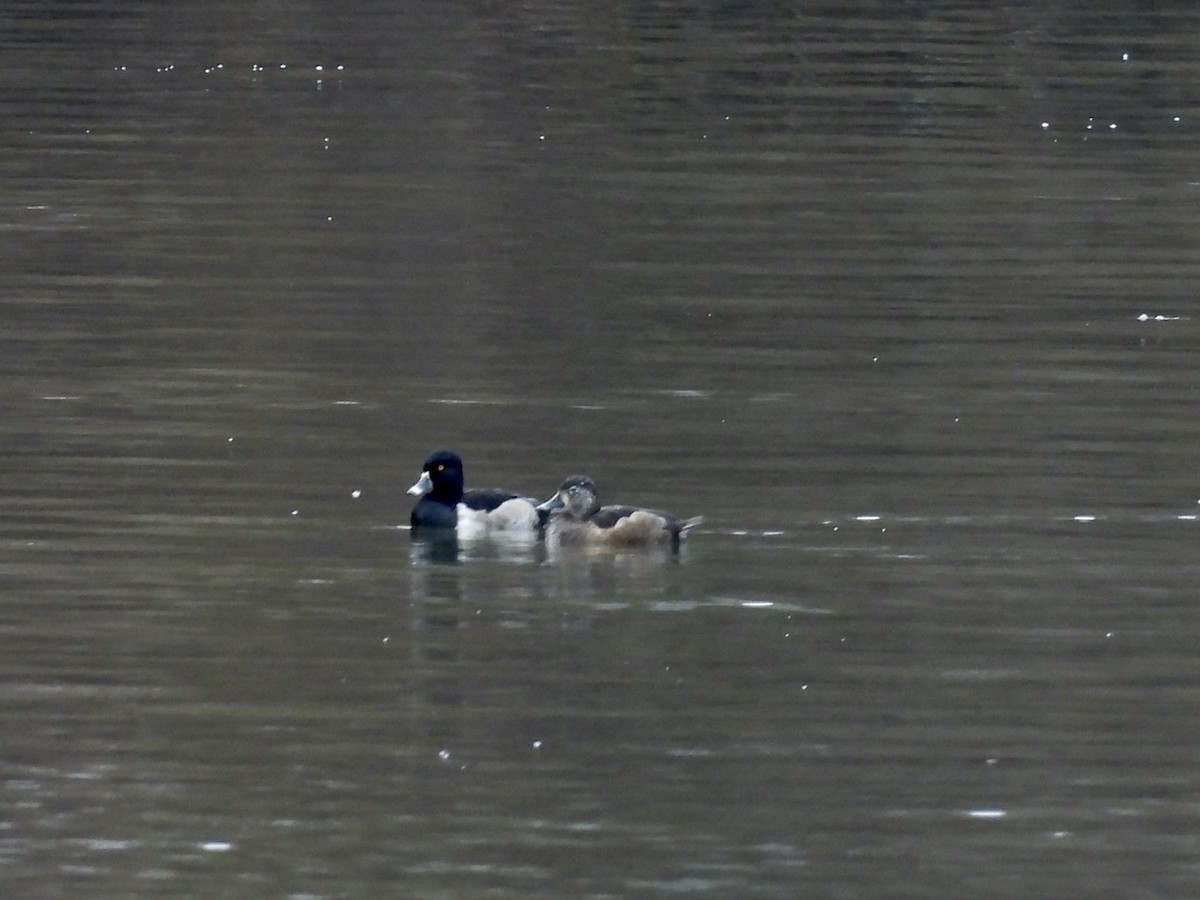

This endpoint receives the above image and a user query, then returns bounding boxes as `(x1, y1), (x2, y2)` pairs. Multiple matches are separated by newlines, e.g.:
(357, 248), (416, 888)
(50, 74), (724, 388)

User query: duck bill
(535, 492), (564, 513)
(406, 470), (433, 497)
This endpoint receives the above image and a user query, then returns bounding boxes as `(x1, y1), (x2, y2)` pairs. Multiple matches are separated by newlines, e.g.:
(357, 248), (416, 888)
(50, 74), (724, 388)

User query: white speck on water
(1105, 632), (1114, 639)
(855, 515), (881, 522)
(1121, 52), (1129, 61)
(201, 841), (233, 852)
(1041, 121), (1049, 129)
(531, 740), (543, 749)
(1073, 515), (1095, 523)
(762, 530), (784, 537)
(438, 749), (451, 762)
(742, 600), (774, 608)
(967, 809), (1007, 820)
(1109, 123), (1117, 130)
(351, 489), (361, 499)
(381, 636), (389, 643)
(291, 509), (300, 516)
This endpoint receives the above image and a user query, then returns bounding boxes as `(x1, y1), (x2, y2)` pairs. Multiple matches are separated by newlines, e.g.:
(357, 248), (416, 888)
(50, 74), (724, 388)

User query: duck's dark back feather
(589, 505), (642, 529)
(462, 488), (525, 513)
(592, 505), (687, 530)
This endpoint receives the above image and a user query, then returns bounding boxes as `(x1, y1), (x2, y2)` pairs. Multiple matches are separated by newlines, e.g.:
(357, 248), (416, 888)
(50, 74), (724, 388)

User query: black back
(462, 487), (522, 513)
(590, 505), (645, 528)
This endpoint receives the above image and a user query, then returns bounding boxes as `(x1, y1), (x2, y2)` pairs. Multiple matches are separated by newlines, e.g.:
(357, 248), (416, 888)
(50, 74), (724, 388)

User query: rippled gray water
(3, 3), (1200, 898)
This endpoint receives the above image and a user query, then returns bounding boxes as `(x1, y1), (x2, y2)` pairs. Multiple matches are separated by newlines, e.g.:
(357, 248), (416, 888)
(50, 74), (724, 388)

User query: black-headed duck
(407, 449), (541, 536)
(536, 474), (701, 550)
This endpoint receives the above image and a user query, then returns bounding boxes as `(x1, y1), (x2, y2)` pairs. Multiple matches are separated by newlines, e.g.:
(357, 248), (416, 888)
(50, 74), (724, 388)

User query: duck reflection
(409, 529), (462, 566)
(409, 528), (544, 567)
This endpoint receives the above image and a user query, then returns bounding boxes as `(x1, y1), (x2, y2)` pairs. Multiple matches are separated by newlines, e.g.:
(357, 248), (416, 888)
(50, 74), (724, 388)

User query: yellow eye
(436, 464), (444, 472)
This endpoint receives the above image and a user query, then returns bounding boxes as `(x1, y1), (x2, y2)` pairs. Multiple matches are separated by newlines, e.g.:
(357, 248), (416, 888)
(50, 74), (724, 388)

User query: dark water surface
(3, 3), (1200, 897)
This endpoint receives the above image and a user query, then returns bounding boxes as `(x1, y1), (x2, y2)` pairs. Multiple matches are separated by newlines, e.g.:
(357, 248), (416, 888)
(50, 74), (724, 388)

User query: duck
(536, 474), (702, 550)
(407, 449), (542, 536)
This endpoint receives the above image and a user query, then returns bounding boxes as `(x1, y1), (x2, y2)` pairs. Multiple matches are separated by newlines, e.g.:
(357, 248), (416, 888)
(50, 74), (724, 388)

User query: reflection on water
(408, 528), (545, 568)
(4, 1), (1200, 897)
